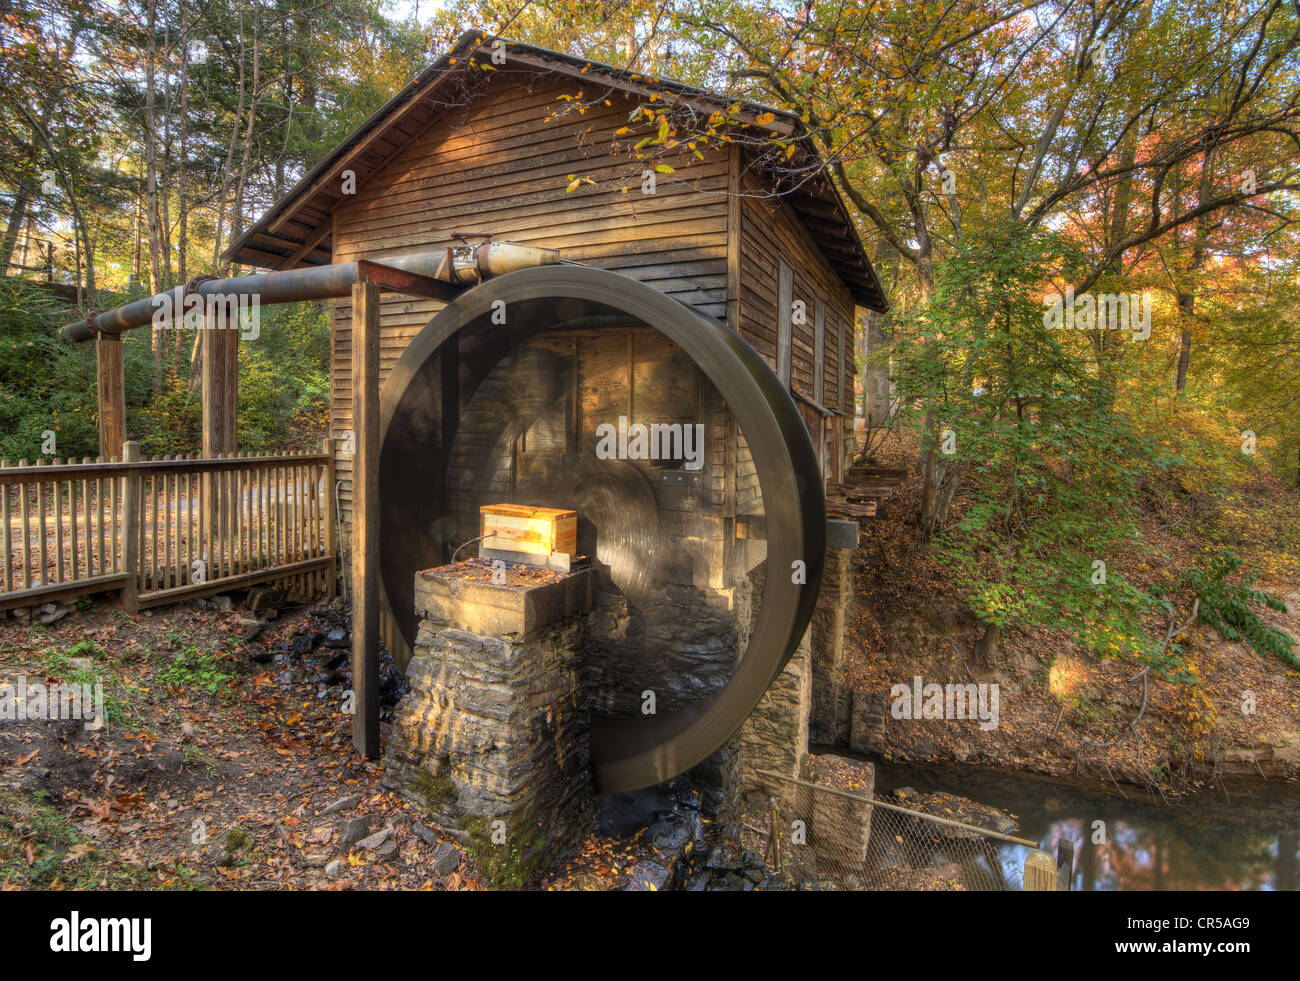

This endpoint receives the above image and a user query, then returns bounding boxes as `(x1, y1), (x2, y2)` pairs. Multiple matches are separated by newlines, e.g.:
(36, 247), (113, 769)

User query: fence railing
(0, 441), (335, 612)
(750, 769), (1065, 891)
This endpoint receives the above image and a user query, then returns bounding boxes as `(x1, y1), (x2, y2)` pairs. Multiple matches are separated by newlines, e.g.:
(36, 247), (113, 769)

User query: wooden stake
(351, 281), (380, 759)
(122, 441), (141, 613)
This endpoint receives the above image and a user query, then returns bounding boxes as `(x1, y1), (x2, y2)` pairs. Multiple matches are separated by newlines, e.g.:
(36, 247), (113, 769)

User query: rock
(646, 819), (689, 856)
(248, 587), (287, 617)
(180, 721), (196, 738)
(303, 853), (331, 868)
(339, 814), (379, 847)
(321, 793), (362, 816)
(622, 859), (672, 891)
(290, 634), (314, 657)
(356, 827), (392, 851)
(429, 841), (462, 875)
(374, 839), (399, 861)
(324, 628), (349, 648)
(238, 618), (268, 642)
(210, 595), (233, 612)
(38, 605), (70, 625)
(69, 657), (94, 673)
(413, 822), (440, 847)
(324, 859), (345, 878)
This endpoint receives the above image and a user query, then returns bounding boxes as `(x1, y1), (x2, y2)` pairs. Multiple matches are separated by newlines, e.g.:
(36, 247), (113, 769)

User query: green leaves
(1182, 552), (1297, 669)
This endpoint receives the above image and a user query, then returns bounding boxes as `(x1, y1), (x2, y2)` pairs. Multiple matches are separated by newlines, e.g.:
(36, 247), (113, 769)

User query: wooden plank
(35, 463), (47, 588)
(96, 334), (125, 460)
(121, 441), (141, 612)
(135, 556), (333, 609)
(351, 280), (381, 759)
(55, 462), (66, 583)
(0, 573), (132, 612)
(0, 463), (10, 592)
(726, 144), (741, 332)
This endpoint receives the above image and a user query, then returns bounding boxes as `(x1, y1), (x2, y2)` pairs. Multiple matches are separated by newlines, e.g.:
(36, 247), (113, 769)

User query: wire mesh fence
(745, 769), (1049, 891)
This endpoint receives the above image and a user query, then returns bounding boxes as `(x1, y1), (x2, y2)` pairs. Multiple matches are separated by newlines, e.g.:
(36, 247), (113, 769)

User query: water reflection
(866, 758), (1300, 891)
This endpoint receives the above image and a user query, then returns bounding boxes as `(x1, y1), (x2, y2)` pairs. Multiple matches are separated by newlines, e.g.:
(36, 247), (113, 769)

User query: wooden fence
(0, 441), (335, 612)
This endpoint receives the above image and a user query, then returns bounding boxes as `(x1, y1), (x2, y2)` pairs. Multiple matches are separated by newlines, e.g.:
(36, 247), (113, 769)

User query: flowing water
(863, 757), (1300, 890)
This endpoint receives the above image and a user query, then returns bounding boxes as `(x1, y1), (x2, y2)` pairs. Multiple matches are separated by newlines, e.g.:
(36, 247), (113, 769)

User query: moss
(410, 768), (459, 810)
(461, 814), (550, 890)
(223, 826), (251, 852)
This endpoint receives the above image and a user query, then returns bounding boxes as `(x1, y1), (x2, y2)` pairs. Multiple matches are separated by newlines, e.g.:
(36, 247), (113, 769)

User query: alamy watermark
(0, 675), (105, 730)
(150, 292), (260, 340)
(1042, 288), (1151, 340)
(890, 675), (1000, 731)
(594, 415), (705, 471)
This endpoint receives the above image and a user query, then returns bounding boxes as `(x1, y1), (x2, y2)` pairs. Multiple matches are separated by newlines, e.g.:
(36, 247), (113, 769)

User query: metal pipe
(63, 243), (561, 342)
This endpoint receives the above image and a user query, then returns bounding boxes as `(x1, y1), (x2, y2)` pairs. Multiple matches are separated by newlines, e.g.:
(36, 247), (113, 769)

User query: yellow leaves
(654, 164), (675, 174)
(565, 175), (596, 193)
(755, 111), (777, 127)
(785, 143), (798, 160)
(615, 126), (632, 136)
(656, 114), (669, 143)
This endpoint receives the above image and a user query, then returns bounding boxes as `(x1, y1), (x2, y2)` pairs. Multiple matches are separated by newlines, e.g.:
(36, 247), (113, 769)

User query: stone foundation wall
(383, 570), (598, 887)
(737, 628), (812, 811)
(810, 541), (855, 745)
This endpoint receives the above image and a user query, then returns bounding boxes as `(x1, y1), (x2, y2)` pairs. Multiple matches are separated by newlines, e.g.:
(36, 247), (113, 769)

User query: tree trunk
(144, 0), (164, 393)
(0, 178), (32, 275)
(973, 622), (1002, 668)
(1175, 150), (1213, 393)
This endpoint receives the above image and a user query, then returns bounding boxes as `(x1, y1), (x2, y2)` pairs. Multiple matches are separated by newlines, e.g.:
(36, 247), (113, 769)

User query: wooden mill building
(223, 32), (888, 749)
(228, 30), (887, 527)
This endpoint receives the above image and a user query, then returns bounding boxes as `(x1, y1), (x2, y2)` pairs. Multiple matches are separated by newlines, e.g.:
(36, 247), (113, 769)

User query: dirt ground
(0, 598), (482, 891)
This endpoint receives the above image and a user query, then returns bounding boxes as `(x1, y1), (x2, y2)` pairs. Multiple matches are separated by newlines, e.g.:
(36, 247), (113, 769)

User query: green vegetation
(160, 647), (238, 697)
(1182, 552), (1296, 669)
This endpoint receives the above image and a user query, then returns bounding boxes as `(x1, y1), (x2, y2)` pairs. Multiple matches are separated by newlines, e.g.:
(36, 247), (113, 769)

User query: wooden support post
(1056, 839), (1075, 891)
(351, 281), (380, 759)
(201, 306), (239, 456)
(202, 305), (238, 577)
(121, 440), (141, 613)
(96, 334), (125, 459)
(1024, 848), (1058, 891)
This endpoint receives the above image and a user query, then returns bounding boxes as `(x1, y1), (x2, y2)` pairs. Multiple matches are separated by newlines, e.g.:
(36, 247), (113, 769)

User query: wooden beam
(267, 85), (443, 237)
(95, 333), (125, 459)
(278, 223), (334, 270)
(202, 304), (238, 580)
(351, 280), (381, 759)
(202, 306), (239, 456)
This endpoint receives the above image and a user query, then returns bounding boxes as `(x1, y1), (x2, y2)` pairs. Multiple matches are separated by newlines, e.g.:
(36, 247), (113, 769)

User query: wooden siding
(736, 166), (856, 488)
(328, 74), (731, 522)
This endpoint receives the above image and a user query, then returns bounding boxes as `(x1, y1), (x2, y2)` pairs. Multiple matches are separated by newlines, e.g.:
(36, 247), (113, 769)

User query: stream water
(858, 755), (1300, 890)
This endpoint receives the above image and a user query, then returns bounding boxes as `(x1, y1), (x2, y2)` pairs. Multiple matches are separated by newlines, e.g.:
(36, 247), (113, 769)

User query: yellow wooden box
(480, 503), (578, 557)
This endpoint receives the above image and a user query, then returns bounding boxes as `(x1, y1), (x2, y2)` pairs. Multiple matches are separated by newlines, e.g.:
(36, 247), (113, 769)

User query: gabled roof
(226, 30), (888, 311)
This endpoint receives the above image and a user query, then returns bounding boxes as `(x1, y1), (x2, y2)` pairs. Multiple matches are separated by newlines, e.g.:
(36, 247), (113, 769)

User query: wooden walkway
(0, 442), (335, 612)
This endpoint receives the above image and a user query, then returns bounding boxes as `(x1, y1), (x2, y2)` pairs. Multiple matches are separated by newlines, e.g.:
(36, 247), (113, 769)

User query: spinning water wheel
(378, 265), (825, 793)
